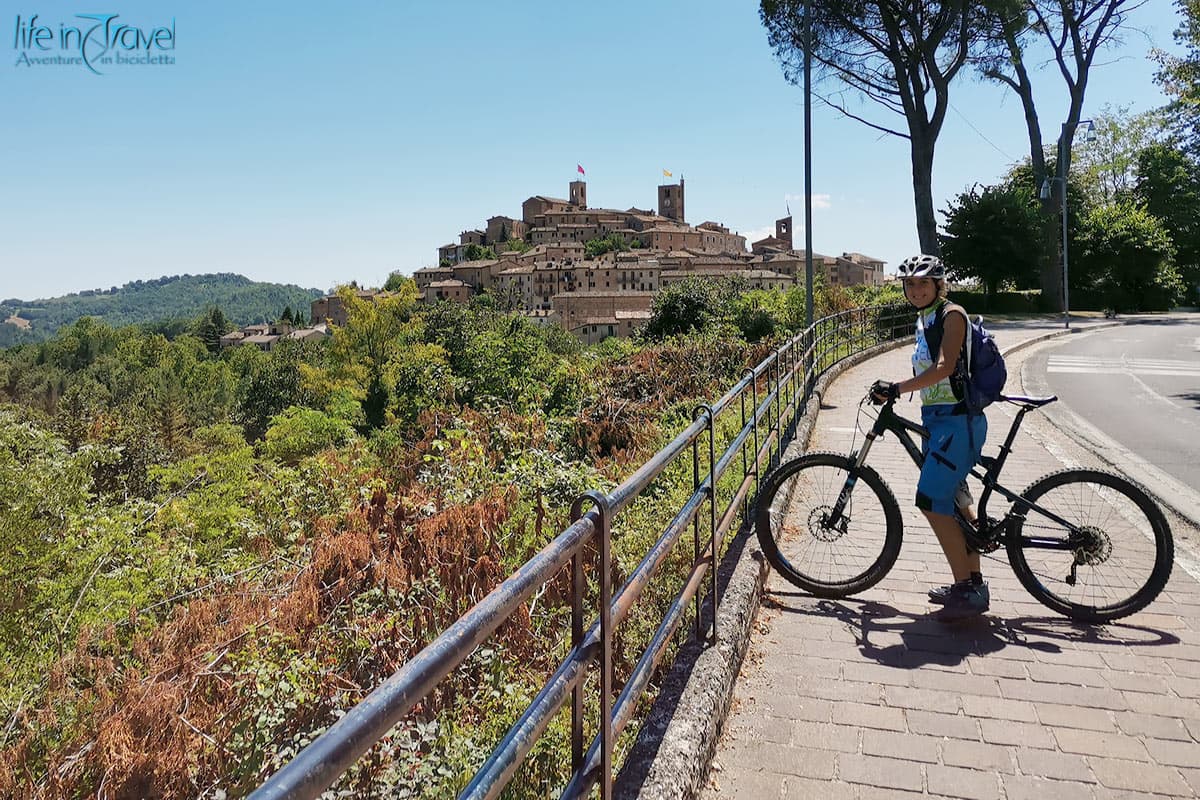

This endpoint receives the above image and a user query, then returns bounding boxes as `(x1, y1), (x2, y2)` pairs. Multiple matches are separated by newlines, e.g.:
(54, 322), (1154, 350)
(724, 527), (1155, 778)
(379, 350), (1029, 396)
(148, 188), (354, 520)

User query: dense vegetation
(0, 277), (894, 798)
(0, 274), (323, 348)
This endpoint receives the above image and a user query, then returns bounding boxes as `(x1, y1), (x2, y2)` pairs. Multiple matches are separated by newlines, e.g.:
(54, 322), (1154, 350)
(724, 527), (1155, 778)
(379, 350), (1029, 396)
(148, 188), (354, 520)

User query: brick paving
(703, 326), (1200, 799)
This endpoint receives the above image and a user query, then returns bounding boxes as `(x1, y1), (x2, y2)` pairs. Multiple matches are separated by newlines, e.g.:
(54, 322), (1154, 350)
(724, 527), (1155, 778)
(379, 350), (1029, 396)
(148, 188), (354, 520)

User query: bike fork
(827, 432), (879, 527)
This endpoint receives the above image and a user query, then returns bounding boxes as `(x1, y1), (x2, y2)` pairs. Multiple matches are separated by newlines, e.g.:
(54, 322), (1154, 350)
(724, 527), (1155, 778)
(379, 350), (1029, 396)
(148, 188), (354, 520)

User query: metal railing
(250, 302), (910, 800)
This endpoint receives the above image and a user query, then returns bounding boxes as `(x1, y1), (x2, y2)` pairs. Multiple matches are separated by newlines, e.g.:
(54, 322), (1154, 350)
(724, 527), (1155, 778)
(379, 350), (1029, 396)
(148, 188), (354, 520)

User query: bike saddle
(1000, 394), (1057, 407)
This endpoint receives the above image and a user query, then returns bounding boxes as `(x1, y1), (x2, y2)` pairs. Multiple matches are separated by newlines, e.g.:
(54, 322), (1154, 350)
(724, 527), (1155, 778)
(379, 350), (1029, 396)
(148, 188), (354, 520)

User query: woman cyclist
(869, 254), (989, 621)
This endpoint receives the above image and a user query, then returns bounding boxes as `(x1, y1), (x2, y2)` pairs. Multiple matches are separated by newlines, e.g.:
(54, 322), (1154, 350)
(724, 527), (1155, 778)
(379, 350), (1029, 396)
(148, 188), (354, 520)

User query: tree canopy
(761, 0), (975, 253)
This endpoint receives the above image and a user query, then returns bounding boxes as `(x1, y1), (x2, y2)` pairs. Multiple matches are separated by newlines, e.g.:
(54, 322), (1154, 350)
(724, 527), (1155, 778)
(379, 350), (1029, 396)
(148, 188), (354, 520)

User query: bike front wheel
(755, 452), (903, 598)
(1006, 469), (1174, 623)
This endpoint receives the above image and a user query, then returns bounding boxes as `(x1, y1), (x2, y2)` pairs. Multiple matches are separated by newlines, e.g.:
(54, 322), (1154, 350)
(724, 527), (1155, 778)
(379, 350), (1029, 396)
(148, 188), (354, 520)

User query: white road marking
(1047, 355), (1200, 377)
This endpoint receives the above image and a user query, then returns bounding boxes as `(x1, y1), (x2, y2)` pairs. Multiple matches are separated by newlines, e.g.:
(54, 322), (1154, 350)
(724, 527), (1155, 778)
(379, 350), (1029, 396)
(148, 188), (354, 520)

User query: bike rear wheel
(755, 452), (903, 598)
(1006, 469), (1173, 623)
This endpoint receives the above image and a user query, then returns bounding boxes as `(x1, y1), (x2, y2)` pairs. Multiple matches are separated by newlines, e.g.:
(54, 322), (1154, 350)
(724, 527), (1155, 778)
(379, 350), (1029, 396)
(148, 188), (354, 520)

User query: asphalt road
(1023, 316), (1200, 497)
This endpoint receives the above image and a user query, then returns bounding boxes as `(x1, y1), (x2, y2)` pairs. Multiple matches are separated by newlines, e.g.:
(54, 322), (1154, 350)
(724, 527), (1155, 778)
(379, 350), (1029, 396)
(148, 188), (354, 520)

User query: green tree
(1154, 0), (1200, 153)
(1136, 143), (1200, 304)
(463, 243), (497, 261)
(191, 306), (233, 353)
(976, 0), (1145, 307)
(761, 0), (977, 254)
(383, 271), (411, 292)
(940, 181), (1046, 301)
(1074, 201), (1182, 310)
(324, 284), (422, 430)
(584, 233), (631, 259)
(234, 340), (315, 440)
(261, 406), (355, 464)
(0, 409), (110, 653)
(1071, 106), (1165, 204)
(642, 277), (734, 339)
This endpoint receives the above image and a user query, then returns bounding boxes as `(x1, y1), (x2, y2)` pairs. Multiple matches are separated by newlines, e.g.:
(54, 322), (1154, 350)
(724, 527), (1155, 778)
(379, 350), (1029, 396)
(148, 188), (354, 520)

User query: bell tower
(776, 215), (793, 250)
(657, 177), (685, 222)
(570, 180), (587, 209)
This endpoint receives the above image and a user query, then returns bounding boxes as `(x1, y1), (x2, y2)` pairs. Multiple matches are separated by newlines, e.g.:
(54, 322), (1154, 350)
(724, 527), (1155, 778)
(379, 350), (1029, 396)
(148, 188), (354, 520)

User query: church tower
(776, 215), (794, 250)
(658, 177), (685, 222)
(569, 180), (587, 209)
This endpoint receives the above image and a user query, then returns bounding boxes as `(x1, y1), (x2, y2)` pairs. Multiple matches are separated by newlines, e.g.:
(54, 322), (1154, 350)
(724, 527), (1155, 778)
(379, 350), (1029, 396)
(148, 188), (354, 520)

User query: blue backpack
(922, 303), (1007, 415)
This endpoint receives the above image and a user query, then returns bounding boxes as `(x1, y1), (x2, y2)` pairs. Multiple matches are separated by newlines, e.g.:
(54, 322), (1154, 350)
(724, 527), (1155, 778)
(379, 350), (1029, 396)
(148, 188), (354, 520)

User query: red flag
(577, 164), (585, 175)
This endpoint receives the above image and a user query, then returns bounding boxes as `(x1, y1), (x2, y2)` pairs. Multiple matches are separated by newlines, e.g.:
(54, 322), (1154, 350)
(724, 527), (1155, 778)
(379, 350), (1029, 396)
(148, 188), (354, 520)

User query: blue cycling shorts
(916, 404), (987, 516)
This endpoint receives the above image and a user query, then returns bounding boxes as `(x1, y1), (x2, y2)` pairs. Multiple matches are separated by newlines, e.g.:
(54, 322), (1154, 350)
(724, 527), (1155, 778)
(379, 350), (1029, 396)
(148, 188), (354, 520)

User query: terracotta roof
(428, 279), (470, 288)
(840, 251), (886, 264)
(551, 291), (654, 299)
(737, 269), (790, 279)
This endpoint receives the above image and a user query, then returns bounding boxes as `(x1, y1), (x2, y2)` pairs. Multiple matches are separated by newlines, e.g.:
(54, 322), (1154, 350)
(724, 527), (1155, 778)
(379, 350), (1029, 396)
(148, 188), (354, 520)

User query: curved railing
(250, 302), (911, 800)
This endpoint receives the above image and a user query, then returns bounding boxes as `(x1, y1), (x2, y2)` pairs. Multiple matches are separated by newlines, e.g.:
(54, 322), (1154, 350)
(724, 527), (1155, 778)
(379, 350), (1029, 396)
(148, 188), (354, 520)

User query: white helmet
(897, 254), (944, 279)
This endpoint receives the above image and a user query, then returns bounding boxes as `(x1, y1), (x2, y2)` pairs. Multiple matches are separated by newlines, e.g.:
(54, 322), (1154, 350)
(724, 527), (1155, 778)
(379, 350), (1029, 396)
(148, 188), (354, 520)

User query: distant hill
(0, 273), (324, 347)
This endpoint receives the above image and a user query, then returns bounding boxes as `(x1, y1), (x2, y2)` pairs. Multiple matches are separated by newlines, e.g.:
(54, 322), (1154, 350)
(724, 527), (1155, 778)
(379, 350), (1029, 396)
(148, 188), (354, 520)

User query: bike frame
(829, 398), (1082, 551)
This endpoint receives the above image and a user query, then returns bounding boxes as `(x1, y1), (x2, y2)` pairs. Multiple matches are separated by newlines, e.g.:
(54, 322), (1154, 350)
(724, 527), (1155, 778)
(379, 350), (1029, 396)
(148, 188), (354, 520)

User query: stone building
(418, 187), (885, 339)
(311, 289), (387, 327)
(424, 279), (472, 304)
(551, 291), (655, 344)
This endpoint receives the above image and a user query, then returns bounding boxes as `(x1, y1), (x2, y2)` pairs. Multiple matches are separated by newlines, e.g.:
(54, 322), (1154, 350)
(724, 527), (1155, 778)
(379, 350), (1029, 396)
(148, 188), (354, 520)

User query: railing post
(739, 378), (749, 520)
(567, 496), (589, 775)
(746, 367), (759, 491)
(693, 403), (718, 645)
(777, 347), (786, 458)
(705, 405), (718, 646)
(690, 414), (703, 642)
(571, 489), (614, 799)
(772, 350), (782, 462)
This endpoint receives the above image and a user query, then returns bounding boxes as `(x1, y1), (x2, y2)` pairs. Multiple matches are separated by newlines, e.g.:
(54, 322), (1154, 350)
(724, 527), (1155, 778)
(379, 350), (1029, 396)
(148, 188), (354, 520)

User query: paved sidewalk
(703, 323), (1200, 799)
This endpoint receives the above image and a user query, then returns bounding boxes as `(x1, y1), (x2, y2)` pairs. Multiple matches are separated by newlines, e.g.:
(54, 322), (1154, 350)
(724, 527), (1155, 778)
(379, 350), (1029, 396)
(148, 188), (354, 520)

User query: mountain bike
(755, 392), (1174, 623)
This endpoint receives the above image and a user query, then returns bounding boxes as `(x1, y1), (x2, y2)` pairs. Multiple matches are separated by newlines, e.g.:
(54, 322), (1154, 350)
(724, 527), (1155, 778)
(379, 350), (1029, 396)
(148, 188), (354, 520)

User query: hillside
(0, 273), (324, 346)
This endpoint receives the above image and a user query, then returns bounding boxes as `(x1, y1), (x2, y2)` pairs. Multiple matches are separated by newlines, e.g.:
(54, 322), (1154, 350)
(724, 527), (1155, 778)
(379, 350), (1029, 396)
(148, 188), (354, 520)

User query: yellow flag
(663, 169), (672, 178)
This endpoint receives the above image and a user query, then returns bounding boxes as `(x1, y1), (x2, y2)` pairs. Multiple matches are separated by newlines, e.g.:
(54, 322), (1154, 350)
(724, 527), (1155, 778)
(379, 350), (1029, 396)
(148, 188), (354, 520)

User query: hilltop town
(213, 177), (888, 349)
(409, 178), (886, 343)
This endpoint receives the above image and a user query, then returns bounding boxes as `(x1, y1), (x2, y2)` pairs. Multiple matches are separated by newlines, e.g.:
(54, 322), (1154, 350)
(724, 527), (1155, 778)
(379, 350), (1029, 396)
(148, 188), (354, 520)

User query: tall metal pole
(1059, 123), (1070, 331)
(803, 0), (814, 327)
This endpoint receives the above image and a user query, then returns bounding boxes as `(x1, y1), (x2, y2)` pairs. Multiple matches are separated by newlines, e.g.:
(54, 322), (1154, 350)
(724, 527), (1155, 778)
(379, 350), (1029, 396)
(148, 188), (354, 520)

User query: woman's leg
(923, 509), (980, 581)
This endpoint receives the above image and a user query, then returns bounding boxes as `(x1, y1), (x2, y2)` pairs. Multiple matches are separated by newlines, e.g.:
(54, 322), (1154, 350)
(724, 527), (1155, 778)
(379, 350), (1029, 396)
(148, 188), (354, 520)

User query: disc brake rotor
(808, 504), (847, 542)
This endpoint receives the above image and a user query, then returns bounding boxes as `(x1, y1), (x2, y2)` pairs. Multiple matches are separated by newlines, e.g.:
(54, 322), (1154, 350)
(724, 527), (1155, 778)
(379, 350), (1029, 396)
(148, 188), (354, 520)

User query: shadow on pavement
(763, 593), (1180, 669)
(1173, 392), (1200, 411)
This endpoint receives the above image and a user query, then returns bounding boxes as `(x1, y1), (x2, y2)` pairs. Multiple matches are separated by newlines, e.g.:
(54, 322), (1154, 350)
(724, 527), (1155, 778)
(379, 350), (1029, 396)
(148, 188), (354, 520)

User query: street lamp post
(1040, 119), (1094, 331)
(803, 0), (813, 327)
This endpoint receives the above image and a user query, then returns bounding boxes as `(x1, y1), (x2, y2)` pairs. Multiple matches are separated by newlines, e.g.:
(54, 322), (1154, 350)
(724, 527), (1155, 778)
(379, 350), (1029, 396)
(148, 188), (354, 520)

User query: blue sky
(0, 0), (1185, 300)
